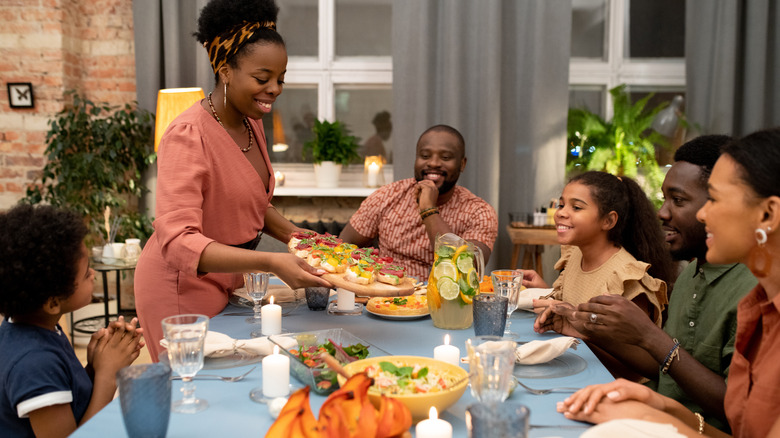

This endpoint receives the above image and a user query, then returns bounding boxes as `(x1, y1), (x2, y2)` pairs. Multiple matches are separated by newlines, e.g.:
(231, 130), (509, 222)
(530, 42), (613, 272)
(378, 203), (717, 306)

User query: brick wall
(0, 0), (137, 211)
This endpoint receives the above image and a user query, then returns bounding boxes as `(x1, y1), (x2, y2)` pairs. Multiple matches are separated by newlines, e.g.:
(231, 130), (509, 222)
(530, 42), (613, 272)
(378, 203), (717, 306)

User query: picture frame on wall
(7, 82), (34, 109)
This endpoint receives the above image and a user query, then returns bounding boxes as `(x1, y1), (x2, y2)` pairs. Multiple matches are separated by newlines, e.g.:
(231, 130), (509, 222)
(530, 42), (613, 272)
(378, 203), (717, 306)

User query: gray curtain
(392, 0), (571, 273)
(686, 0), (780, 136)
(133, 0), (212, 114)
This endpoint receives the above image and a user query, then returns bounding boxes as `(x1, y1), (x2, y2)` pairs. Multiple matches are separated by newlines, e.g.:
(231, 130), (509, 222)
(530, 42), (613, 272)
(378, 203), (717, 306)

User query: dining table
(72, 290), (613, 437)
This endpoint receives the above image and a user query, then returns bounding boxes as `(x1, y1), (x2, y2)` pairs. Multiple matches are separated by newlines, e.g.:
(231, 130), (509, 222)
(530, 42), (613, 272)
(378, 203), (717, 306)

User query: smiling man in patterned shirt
(340, 125), (498, 281)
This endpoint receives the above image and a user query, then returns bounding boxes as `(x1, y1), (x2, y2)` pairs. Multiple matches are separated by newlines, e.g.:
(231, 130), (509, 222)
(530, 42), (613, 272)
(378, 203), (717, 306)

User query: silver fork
(515, 379), (580, 395)
(172, 366), (256, 382)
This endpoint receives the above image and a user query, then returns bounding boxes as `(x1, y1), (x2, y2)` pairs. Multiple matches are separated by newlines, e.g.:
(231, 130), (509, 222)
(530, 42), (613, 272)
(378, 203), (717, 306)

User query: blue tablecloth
(72, 296), (612, 437)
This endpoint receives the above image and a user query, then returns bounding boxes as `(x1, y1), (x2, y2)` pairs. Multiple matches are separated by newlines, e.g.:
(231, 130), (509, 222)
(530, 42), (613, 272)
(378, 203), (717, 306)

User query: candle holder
(363, 155), (385, 188)
(273, 170), (285, 186)
(326, 289), (363, 315)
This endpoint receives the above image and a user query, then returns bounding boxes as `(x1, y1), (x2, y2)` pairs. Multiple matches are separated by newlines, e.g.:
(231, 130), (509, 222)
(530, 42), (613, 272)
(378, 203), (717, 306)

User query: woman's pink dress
(134, 102), (275, 361)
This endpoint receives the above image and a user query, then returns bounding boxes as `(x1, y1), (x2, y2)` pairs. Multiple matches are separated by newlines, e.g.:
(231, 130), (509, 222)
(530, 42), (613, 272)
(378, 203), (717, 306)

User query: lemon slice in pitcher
(437, 277), (460, 300)
(467, 268), (480, 290)
(433, 260), (457, 281)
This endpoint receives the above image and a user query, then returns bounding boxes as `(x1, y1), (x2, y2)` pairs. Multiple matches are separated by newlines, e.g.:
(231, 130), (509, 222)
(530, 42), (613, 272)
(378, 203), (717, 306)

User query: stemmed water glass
(466, 336), (518, 405)
(491, 270), (523, 339)
(243, 272), (270, 324)
(162, 314), (209, 414)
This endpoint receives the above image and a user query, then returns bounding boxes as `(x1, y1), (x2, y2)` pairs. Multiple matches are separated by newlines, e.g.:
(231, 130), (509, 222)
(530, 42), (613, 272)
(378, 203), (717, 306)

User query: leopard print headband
(206, 20), (277, 74)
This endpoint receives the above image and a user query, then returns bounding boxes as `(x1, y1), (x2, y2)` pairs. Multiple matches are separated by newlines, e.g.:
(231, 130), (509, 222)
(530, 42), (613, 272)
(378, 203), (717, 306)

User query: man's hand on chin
(415, 180), (439, 210)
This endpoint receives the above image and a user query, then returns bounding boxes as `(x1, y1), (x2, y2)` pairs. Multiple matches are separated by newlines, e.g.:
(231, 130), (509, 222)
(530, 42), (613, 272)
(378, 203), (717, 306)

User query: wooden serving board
(322, 273), (415, 297)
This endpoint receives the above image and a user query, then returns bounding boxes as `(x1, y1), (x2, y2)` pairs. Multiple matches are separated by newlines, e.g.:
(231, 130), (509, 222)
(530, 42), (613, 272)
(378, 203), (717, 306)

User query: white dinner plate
(365, 307), (430, 321)
(159, 350), (263, 370)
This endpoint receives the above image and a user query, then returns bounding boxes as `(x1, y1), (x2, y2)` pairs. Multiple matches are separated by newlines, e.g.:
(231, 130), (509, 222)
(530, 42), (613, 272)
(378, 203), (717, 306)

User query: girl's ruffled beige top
(550, 245), (667, 326)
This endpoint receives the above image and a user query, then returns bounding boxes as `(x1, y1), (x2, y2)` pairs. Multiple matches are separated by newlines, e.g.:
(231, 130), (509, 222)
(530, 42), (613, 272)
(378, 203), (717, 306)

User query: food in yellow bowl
(338, 355), (469, 422)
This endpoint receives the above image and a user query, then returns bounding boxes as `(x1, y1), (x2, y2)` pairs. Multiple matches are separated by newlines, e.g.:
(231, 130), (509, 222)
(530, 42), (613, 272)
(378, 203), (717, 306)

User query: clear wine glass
(491, 270), (523, 339)
(162, 314), (209, 414)
(243, 272), (270, 324)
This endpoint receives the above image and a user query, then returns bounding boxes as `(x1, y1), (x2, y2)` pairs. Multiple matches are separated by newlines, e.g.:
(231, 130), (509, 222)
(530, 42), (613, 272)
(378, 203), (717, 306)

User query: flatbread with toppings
(367, 295), (428, 316)
(288, 231), (414, 297)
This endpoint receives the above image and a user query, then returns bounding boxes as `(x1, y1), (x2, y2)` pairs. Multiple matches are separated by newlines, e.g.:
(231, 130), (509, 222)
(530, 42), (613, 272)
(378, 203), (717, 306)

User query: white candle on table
(261, 296), (282, 335)
(337, 288), (355, 311)
(433, 334), (460, 366)
(262, 345), (290, 398)
(415, 407), (452, 438)
(367, 162), (380, 187)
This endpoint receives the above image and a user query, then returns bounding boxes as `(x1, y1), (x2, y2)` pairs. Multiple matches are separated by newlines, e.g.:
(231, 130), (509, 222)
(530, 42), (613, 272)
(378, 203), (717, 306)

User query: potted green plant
(302, 119), (361, 188)
(22, 91), (156, 246)
(566, 84), (673, 207)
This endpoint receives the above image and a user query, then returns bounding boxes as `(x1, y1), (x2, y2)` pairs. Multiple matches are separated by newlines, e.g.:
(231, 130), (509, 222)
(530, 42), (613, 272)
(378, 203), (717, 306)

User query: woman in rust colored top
(135, 0), (329, 361)
(551, 128), (780, 438)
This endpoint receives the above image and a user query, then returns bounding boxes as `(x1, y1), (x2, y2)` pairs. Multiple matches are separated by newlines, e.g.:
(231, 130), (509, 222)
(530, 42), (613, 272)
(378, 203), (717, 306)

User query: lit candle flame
(428, 406), (438, 420)
(444, 334), (450, 346)
(273, 345), (279, 355)
(270, 295), (275, 305)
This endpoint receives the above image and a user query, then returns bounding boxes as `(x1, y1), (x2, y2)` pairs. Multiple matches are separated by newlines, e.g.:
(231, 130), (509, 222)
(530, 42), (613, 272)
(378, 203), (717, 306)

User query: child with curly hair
(0, 204), (143, 437)
(531, 171), (675, 330)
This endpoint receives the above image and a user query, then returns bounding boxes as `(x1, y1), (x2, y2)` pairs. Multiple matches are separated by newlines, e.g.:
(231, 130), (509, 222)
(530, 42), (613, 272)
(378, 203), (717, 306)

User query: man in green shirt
(552, 135), (757, 432)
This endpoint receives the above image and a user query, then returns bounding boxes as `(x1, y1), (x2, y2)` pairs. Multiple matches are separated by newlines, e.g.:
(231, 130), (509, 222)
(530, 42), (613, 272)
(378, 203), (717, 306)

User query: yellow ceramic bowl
(338, 355), (469, 422)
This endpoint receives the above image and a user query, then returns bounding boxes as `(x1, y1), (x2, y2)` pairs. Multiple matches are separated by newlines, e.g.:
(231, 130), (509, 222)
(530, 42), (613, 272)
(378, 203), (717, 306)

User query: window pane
(334, 86), (393, 163)
(262, 86), (318, 163)
(569, 86), (605, 117)
(571, 0), (606, 58)
(335, 0), (392, 57)
(627, 0), (685, 58)
(278, 0), (318, 57)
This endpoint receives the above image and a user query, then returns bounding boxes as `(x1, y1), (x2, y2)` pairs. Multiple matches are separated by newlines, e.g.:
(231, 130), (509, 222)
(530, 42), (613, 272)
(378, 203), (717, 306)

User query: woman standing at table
(135, 0), (330, 361)
(557, 128), (780, 437)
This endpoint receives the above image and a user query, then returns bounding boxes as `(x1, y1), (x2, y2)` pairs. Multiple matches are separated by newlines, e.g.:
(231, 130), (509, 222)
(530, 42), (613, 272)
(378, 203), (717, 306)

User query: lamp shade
(154, 87), (205, 150)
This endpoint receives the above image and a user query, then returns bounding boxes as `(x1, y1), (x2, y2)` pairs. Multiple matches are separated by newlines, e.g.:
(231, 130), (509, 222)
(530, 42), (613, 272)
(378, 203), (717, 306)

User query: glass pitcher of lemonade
(427, 233), (484, 329)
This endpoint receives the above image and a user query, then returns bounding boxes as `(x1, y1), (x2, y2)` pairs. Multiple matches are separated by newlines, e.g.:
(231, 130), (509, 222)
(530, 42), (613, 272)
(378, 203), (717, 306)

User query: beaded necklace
(207, 92), (253, 153)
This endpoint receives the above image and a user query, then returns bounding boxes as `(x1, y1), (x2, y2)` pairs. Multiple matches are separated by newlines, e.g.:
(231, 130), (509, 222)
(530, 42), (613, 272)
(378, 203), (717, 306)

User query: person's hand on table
(522, 270), (549, 289)
(573, 295), (660, 345)
(534, 300), (583, 338)
(414, 180), (439, 210)
(533, 299), (567, 332)
(271, 253), (332, 289)
(557, 378), (668, 418)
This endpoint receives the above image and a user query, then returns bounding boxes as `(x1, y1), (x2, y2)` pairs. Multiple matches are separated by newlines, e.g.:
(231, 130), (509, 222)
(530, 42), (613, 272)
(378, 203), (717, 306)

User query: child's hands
(91, 320), (142, 380)
(522, 270), (549, 289)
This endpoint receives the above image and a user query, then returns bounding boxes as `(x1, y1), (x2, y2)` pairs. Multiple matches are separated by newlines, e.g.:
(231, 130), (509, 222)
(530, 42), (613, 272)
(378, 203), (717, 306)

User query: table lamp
(154, 87), (205, 151)
(652, 95), (684, 137)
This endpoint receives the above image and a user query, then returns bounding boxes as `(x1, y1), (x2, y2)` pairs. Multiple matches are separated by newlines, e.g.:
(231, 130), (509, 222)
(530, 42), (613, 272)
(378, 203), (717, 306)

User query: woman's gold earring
(223, 82), (227, 108)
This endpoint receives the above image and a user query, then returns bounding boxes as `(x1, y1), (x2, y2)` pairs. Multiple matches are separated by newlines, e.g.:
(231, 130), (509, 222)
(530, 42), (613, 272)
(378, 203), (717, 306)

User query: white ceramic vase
(313, 161), (342, 188)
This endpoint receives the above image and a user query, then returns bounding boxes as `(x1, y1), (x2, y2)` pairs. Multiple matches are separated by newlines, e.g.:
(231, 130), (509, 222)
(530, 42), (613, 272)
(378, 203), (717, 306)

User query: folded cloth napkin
(233, 285), (302, 304)
(516, 287), (554, 310)
(515, 336), (579, 365)
(579, 419), (687, 438)
(160, 331), (297, 358)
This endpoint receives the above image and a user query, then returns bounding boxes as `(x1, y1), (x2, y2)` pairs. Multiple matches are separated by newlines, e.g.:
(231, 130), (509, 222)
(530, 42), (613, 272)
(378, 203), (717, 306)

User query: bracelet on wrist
(420, 207), (439, 220)
(693, 412), (704, 434)
(660, 338), (681, 374)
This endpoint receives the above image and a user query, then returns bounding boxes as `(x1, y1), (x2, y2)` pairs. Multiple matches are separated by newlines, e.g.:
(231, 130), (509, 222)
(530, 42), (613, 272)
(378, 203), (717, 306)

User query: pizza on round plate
(367, 295), (428, 317)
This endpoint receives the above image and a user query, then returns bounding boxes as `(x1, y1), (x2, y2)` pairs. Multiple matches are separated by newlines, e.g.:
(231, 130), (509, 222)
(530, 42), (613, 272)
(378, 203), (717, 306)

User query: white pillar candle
(337, 288), (355, 311)
(261, 296), (282, 335)
(262, 345), (290, 398)
(367, 162), (380, 187)
(415, 407), (452, 438)
(433, 334), (460, 366)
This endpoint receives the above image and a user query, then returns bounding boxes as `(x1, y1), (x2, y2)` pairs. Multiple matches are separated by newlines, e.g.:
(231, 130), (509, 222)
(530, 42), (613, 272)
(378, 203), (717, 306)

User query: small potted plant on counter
(303, 119), (361, 188)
